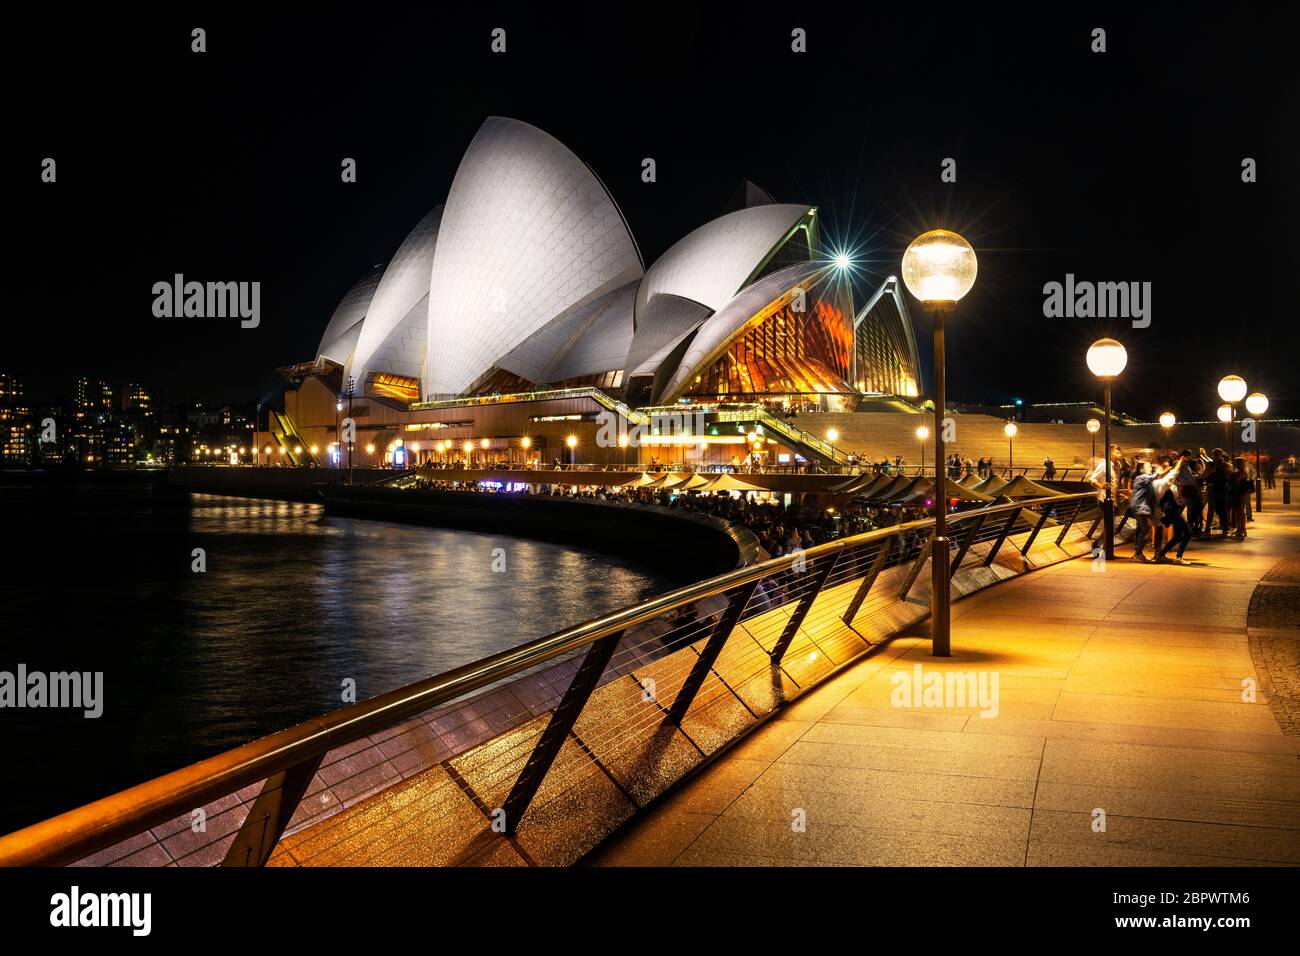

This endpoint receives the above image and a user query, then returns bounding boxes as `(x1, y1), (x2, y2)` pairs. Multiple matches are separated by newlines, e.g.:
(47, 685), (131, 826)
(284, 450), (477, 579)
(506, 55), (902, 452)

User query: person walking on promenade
(1155, 457), (1194, 564)
(1129, 461), (1157, 563)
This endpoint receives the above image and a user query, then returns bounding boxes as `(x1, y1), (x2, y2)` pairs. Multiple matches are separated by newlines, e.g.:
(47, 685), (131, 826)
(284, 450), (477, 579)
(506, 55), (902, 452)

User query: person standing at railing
(1043, 456), (1056, 481)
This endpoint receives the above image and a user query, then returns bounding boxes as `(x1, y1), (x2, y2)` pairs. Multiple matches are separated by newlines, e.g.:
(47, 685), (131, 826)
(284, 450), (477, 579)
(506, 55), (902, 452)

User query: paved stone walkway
(1249, 553), (1300, 736)
(588, 492), (1300, 867)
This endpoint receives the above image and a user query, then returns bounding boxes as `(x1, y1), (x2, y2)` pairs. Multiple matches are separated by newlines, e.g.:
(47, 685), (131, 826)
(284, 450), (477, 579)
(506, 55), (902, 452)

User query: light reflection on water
(0, 491), (676, 832)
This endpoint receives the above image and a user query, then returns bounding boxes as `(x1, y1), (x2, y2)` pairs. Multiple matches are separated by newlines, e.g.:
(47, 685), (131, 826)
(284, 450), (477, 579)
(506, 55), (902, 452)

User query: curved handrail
(0, 491), (1095, 867)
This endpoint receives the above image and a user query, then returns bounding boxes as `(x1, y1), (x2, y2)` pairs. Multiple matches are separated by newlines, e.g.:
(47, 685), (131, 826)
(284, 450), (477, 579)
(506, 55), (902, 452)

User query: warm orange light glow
(1217, 375), (1247, 403)
(1086, 338), (1128, 379)
(901, 229), (977, 304)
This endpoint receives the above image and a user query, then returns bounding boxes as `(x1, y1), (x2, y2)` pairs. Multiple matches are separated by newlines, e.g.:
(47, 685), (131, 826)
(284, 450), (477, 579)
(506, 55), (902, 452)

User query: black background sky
(10, 2), (1298, 419)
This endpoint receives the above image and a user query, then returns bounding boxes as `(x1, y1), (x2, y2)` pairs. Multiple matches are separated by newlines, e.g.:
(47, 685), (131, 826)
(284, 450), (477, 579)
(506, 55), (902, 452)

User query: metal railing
(400, 461), (1092, 483)
(0, 491), (1100, 868)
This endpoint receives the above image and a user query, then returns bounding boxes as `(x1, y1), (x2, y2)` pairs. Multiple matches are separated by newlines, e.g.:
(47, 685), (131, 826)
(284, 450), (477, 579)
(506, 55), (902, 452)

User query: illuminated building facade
(269, 117), (922, 466)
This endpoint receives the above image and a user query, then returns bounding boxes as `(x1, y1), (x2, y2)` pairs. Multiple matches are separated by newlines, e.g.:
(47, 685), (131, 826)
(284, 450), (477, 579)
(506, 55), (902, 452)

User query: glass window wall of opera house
(258, 117), (922, 471)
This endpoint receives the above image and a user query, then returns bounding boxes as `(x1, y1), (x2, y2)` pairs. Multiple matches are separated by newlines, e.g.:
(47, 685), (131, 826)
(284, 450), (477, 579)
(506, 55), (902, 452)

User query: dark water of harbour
(0, 487), (678, 834)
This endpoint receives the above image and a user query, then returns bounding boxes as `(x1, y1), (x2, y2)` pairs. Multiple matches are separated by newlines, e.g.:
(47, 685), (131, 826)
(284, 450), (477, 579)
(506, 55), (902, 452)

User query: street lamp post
(826, 428), (839, 468)
(901, 228), (978, 657)
(916, 425), (929, 476)
(1086, 337), (1128, 561)
(346, 376), (355, 485)
(1246, 392), (1268, 512)
(566, 434), (578, 468)
(1217, 374), (1247, 460)
(1217, 404), (1233, 452)
(1086, 418), (1100, 461)
(1004, 421), (1018, 472)
(1158, 411), (1176, 458)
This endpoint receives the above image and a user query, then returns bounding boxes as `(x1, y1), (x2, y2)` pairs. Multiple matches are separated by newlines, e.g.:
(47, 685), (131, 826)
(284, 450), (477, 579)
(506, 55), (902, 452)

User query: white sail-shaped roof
(658, 262), (830, 401)
(496, 280), (637, 385)
(347, 206), (443, 391)
(633, 204), (812, 318)
(423, 117), (644, 398)
(316, 264), (384, 366)
(626, 203), (813, 383)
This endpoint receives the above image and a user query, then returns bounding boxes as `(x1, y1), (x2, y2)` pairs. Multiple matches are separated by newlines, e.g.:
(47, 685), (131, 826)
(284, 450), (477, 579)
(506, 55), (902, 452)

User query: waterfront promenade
(590, 492), (1300, 867)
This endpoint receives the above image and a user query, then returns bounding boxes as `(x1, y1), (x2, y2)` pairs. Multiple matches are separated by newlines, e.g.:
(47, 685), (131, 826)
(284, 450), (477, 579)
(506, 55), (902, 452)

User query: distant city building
(1, 372), (33, 464)
(119, 383), (153, 415)
(75, 377), (113, 419)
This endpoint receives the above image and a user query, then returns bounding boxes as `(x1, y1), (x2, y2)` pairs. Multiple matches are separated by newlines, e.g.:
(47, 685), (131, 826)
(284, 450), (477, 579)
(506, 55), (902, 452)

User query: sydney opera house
(263, 117), (921, 468)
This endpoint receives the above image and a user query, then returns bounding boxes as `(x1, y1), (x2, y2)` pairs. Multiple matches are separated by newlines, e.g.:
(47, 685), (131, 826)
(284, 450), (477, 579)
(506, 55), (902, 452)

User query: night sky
(11, 3), (1298, 419)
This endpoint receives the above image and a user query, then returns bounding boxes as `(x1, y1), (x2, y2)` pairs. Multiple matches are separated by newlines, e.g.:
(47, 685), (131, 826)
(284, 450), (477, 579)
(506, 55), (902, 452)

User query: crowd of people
(1092, 446), (1263, 565)
(407, 440), (1295, 569)
(412, 474), (847, 559)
